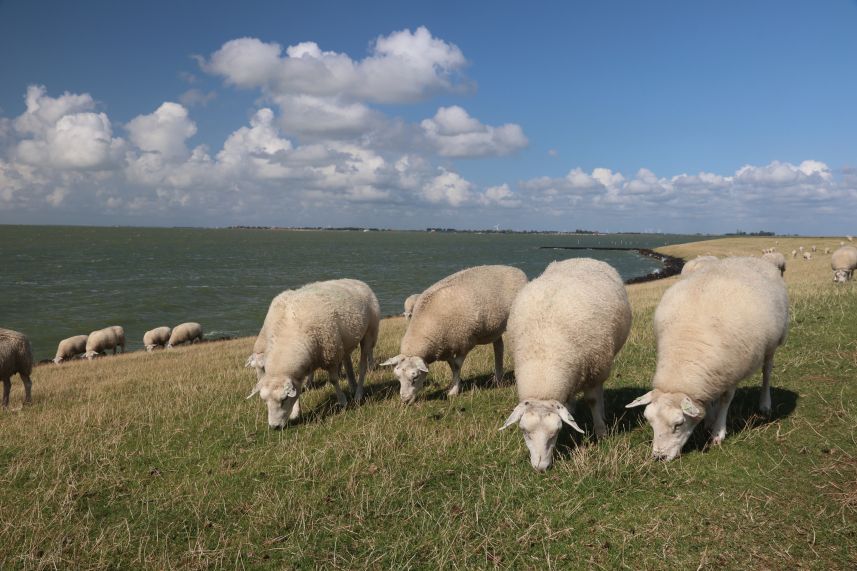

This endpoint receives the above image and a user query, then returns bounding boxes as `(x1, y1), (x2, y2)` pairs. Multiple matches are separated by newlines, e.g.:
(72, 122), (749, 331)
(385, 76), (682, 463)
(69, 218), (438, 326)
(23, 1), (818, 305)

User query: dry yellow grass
(1, 236), (855, 569)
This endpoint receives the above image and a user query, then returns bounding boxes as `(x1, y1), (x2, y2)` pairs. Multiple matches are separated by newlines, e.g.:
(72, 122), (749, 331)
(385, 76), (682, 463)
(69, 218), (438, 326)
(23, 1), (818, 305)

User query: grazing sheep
(627, 257), (788, 461)
(403, 294), (420, 320)
(143, 326), (171, 352)
(811, 245), (817, 252)
(381, 265), (528, 404)
(761, 252), (786, 276)
(831, 246), (857, 283)
(803, 252), (812, 261)
(110, 325), (125, 353)
(791, 249), (797, 259)
(680, 255), (718, 276)
(799, 246), (805, 253)
(500, 259), (632, 471)
(1, 328), (33, 407)
(166, 322), (203, 348)
(53, 334), (89, 363)
(824, 247), (831, 255)
(84, 327), (119, 359)
(246, 279), (380, 428)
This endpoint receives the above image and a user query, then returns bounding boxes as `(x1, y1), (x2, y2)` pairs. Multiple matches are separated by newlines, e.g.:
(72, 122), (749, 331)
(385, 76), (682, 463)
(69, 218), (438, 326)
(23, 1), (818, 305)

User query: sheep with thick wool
(680, 255), (718, 276)
(247, 279), (380, 428)
(381, 265), (528, 404)
(831, 246), (857, 283)
(143, 327), (171, 352)
(53, 334), (88, 363)
(761, 252), (786, 276)
(1, 328), (33, 407)
(402, 294), (420, 320)
(627, 257), (788, 461)
(84, 327), (120, 359)
(500, 259), (632, 471)
(167, 322), (203, 348)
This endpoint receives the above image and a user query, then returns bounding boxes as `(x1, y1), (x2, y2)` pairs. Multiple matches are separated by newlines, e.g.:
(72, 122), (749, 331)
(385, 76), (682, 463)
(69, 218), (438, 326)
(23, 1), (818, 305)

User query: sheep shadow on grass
(422, 370), (516, 402)
(291, 378), (402, 427)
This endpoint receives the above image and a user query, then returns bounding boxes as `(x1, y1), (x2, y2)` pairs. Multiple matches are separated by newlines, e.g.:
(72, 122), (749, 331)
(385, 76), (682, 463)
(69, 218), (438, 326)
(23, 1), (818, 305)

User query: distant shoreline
(539, 246), (684, 284)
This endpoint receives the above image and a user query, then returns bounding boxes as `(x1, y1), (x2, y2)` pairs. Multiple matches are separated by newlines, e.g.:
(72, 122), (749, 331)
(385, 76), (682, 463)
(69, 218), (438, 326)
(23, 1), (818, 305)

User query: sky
(1, 0), (856, 233)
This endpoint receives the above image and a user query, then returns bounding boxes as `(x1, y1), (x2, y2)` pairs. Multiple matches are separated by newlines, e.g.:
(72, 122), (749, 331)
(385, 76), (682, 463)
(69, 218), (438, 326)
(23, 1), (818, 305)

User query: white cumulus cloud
(420, 106), (527, 158)
(126, 102), (197, 159)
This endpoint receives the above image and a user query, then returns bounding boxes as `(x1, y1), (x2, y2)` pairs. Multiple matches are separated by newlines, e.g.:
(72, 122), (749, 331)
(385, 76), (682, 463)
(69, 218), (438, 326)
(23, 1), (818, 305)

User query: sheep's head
(626, 390), (704, 461)
(53, 356), (64, 364)
(833, 269), (852, 283)
(83, 351), (99, 360)
(380, 355), (428, 404)
(500, 399), (583, 472)
(247, 375), (299, 429)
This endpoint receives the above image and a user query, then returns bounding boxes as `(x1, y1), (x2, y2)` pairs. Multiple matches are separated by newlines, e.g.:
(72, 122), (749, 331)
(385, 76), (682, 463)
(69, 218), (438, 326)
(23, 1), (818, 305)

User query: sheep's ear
(554, 402), (584, 434)
(379, 355), (403, 367)
(246, 383), (261, 400)
(414, 357), (429, 373)
(283, 381), (298, 399)
(499, 402), (527, 431)
(680, 397), (703, 419)
(626, 391), (654, 409)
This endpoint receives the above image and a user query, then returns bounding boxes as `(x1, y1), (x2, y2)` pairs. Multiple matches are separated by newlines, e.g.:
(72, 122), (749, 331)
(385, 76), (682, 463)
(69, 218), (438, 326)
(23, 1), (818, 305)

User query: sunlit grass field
(1, 237), (855, 569)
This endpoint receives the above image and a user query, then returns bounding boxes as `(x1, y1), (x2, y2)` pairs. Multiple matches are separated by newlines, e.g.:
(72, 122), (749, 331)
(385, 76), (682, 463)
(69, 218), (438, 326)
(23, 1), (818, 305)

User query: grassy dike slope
(1, 237), (855, 569)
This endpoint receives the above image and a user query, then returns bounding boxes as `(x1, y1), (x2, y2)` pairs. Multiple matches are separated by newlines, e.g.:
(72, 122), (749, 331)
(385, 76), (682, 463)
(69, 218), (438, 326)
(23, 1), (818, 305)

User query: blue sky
(1, 0), (856, 233)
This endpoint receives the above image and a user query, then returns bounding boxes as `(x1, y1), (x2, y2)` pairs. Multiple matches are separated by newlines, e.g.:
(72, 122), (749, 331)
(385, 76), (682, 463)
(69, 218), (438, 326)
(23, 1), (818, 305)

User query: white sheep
(381, 265), (528, 404)
(791, 249), (797, 259)
(500, 259), (632, 471)
(803, 252), (812, 261)
(761, 252), (786, 276)
(110, 325), (126, 353)
(166, 322), (203, 348)
(84, 327), (119, 359)
(247, 279), (380, 428)
(811, 245), (817, 252)
(824, 247), (831, 255)
(403, 294), (420, 320)
(143, 326), (172, 352)
(680, 255), (718, 276)
(53, 334), (88, 363)
(831, 246), (857, 283)
(799, 246), (805, 253)
(1, 328), (33, 407)
(626, 257), (788, 460)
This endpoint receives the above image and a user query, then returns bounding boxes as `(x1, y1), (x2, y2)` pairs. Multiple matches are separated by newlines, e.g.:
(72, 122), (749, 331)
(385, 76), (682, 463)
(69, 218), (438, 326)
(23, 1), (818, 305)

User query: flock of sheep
(3, 242), (857, 470)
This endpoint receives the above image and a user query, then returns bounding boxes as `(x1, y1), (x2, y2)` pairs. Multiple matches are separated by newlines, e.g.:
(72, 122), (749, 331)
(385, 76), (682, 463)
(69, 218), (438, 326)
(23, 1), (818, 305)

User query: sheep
(824, 247), (831, 255)
(381, 265), (528, 404)
(811, 245), (817, 253)
(680, 255), (718, 276)
(499, 259), (632, 471)
(110, 325), (126, 353)
(84, 327), (119, 359)
(803, 252), (812, 261)
(848, 235), (853, 242)
(1, 328), (33, 407)
(626, 257), (788, 461)
(791, 249), (797, 259)
(143, 326), (172, 352)
(246, 279), (380, 428)
(831, 246), (857, 283)
(761, 252), (786, 276)
(799, 246), (805, 253)
(403, 293), (420, 320)
(166, 322), (203, 348)
(53, 334), (88, 363)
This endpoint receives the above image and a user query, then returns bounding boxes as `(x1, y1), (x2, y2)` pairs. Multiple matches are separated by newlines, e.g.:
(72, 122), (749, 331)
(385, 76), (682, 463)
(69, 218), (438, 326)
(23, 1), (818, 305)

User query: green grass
(1, 237), (855, 569)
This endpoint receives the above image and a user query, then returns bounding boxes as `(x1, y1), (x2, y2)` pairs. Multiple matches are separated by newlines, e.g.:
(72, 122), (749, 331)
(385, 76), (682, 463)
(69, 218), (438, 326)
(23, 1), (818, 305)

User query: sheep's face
(627, 390), (704, 461)
(83, 351), (99, 360)
(253, 377), (298, 429)
(500, 400), (584, 472)
(833, 269), (852, 283)
(53, 356), (64, 364)
(380, 355), (429, 404)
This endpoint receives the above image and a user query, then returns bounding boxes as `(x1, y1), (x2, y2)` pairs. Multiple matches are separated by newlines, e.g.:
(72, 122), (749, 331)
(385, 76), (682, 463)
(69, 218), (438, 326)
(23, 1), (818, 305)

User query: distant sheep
(791, 249), (797, 259)
(681, 255), (718, 276)
(1, 328), (33, 407)
(84, 327), (120, 360)
(53, 334), (88, 363)
(831, 246), (857, 283)
(381, 265), (528, 404)
(761, 252), (786, 276)
(803, 252), (812, 261)
(167, 322), (203, 348)
(824, 247), (831, 255)
(500, 259), (632, 471)
(247, 279), (380, 428)
(811, 245), (817, 252)
(143, 326), (172, 352)
(403, 294), (420, 320)
(627, 257), (788, 460)
(799, 246), (805, 253)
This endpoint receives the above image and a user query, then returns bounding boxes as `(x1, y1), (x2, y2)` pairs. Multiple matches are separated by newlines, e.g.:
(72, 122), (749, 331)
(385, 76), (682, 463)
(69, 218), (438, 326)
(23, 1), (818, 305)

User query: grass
(1, 236), (856, 569)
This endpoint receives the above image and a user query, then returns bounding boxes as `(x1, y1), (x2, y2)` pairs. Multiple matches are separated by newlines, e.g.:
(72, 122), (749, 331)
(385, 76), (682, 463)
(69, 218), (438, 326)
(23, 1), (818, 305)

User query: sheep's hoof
(447, 386), (460, 397)
(711, 434), (726, 446)
(354, 389), (365, 402)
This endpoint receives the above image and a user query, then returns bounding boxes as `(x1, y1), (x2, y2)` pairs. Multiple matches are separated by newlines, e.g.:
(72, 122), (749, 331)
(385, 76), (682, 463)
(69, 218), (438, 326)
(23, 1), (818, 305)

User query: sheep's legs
(710, 388), (736, 445)
(704, 400), (721, 430)
(289, 383), (302, 420)
(356, 339), (373, 402)
(492, 338), (504, 385)
(446, 355), (467, 397)
(1, 377), (9, 408)
(328, 366), (348, 407)
(584, 384), (607, 438)
(759, 353), (773, 416)
(343, 354), (359, 397)
(21, 374), (32, 405)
